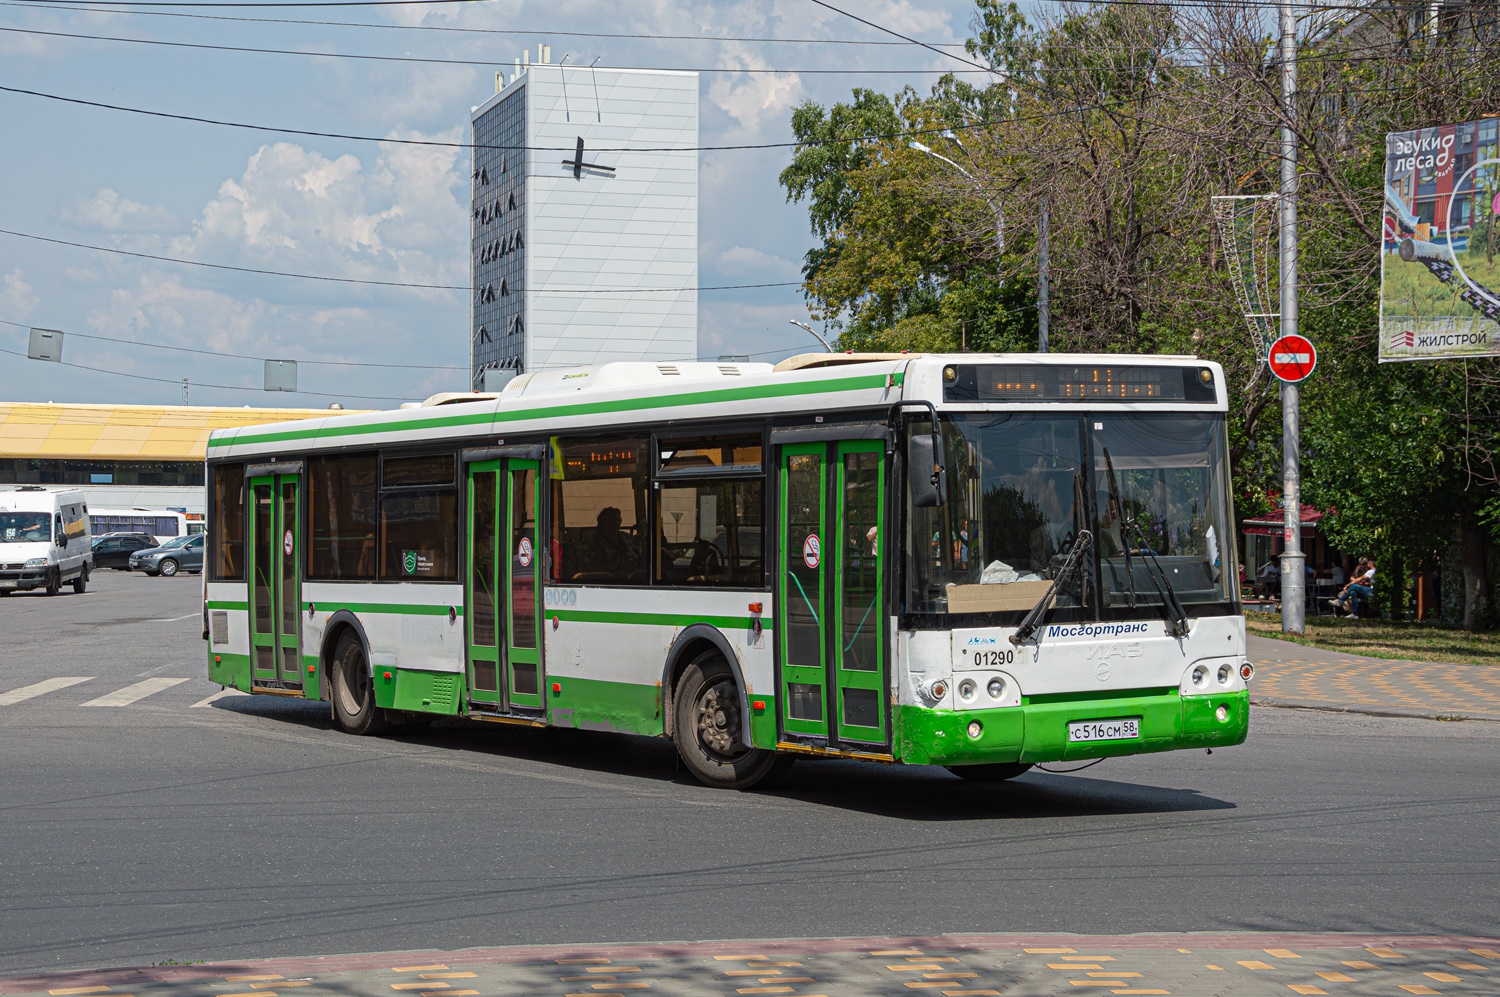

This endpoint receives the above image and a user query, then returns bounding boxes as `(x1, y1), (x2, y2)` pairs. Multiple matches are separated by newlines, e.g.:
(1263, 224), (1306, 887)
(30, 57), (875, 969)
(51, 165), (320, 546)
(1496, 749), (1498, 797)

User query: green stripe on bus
(549, 608), (756, 630)
(207, 600), (247, 610)
(208, 371), (902, 450)
(304, 601), (458, 617)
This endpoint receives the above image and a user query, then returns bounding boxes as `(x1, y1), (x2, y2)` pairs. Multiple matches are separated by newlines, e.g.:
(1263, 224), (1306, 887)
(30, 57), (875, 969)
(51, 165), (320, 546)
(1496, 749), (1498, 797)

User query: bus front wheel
(331, 633), (390, 736)
(946, 762), (1033, 783)
(673, 651), (789, 790)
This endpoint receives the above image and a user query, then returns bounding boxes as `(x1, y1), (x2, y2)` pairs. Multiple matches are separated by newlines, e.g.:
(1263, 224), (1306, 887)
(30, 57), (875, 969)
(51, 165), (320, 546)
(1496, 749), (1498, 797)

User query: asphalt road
(1, 574), (1497, 975)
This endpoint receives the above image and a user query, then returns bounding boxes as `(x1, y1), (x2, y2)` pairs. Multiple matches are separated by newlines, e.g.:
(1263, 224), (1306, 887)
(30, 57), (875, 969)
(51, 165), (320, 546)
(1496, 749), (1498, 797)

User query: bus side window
(551, 436), (649, 585)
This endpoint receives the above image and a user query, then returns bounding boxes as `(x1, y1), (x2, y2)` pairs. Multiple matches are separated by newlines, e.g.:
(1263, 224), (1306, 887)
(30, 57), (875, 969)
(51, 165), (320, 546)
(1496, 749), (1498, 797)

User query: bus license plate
(1067, 717), (1140, 742)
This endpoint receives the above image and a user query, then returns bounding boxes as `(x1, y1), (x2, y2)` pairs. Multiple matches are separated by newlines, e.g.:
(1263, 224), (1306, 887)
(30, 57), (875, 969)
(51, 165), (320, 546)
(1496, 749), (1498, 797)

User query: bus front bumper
(895, 689), (1250, 767)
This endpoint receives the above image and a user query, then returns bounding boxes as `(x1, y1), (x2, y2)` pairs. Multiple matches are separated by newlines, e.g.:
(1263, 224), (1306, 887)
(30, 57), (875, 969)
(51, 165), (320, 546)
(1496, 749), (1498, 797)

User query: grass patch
(1246, 612), (1500, 667)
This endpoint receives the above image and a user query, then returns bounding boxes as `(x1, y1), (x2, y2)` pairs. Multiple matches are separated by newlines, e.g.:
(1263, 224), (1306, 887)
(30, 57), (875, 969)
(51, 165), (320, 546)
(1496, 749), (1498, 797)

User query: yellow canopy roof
(0, 402), (373, 461)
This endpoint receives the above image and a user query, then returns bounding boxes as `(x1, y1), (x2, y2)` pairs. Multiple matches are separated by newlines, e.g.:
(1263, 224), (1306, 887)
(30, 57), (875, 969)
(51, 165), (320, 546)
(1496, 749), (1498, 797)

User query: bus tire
(331, 632), (390, 736)
(45, 570), (60, 596)
(946, 762), (1033, 783)
(672, 651), (784, 790)
(72, 566), (88, 594)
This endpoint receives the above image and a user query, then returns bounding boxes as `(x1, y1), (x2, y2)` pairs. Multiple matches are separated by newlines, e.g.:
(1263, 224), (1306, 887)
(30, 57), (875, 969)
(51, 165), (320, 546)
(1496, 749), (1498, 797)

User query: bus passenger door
(777, 441), (889, 747)
(503, 460), (544, 711)
(465, 460), (503, 709)
(465, 458), (544, 713)
(248, 472), (303, 690)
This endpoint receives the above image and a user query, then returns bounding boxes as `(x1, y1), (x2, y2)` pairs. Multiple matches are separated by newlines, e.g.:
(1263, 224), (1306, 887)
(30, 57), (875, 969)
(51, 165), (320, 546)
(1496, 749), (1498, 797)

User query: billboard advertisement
(1381, 118), (1500, 361)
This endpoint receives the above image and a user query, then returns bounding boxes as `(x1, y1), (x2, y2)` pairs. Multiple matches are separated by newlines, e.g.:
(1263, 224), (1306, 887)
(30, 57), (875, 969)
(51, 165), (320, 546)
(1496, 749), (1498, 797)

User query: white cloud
(706, 41), (804, 136)
(167, 130), (467, 297)
(716, 245), (801, 278)
(61, 189), (177, 233)
(0, 269), (40, 322)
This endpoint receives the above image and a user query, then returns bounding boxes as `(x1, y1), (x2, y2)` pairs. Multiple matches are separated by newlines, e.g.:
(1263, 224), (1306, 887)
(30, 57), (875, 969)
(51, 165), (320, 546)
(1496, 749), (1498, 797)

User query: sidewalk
(3, 934), (1498, 997)
(1248, 634), (1500, 721)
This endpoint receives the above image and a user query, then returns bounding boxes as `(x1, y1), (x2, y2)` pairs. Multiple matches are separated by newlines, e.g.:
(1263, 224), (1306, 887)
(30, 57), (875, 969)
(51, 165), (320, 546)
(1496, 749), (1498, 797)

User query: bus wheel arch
(661, 625), (750, 743)
(319, 611), (372, 703)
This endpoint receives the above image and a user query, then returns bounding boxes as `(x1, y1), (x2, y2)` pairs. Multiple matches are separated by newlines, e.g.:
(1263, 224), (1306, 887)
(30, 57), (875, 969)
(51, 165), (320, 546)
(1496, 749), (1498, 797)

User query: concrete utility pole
(1038, 199), (1050, 353)
(1278, 0), (1305, 635)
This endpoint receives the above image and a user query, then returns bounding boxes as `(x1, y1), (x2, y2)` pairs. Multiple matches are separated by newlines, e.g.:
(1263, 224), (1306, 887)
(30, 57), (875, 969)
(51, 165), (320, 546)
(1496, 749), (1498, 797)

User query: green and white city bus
(203, 353), (1250, 789)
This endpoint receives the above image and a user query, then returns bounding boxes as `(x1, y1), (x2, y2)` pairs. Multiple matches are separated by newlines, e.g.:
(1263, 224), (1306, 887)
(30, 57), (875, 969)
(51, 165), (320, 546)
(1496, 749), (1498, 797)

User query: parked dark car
(91, 534), (160, 570)
(129, 534), (205, 576)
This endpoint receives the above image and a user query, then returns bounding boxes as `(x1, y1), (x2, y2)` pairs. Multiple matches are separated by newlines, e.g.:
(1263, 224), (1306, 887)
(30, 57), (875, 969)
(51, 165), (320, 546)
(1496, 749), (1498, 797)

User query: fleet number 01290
(971, 649), (1015, 667)
(1066, 718), (1141, 742)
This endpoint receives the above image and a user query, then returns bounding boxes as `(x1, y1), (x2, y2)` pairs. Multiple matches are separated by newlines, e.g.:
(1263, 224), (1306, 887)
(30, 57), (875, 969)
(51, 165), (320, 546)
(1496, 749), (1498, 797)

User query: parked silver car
(129, 534), (205, 576)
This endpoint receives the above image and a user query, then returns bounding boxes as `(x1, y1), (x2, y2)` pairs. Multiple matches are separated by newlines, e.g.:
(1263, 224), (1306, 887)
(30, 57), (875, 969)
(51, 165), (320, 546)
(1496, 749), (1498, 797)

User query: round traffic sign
(1268, 334), (1317, 383)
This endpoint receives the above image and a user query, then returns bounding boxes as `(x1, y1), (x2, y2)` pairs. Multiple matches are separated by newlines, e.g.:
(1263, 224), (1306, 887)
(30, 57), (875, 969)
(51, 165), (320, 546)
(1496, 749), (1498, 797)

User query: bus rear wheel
(331, 632), (390, 735)
(673, 651), (788, 790)
(946, 762), (1033, 783)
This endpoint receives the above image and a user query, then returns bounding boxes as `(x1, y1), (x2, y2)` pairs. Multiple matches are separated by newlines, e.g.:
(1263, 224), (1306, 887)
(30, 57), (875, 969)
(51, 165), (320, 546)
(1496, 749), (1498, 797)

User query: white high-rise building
(470, 60), (699, 388)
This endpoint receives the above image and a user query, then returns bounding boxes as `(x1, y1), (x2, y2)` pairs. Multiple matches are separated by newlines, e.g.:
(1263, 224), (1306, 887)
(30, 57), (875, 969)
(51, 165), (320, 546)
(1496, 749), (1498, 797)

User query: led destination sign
(943, 364), (1217, 403)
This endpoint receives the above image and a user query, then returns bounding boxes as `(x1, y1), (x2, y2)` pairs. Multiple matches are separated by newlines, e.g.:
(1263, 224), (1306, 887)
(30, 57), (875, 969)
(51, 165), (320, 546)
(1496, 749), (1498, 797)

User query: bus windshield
(0, 513), (52, 543)
(904, 411), (1235, 620)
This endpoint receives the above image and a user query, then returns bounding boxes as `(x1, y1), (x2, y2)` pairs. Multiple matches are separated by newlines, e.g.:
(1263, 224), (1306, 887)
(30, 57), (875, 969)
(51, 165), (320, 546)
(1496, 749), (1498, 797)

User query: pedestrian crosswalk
(80, 676), (189, 707)
(0, 676), (204, 709)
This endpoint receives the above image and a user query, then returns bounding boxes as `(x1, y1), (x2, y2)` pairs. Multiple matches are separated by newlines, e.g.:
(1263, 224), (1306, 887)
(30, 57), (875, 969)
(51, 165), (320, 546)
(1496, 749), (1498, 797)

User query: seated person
(577, 506), (636, 581)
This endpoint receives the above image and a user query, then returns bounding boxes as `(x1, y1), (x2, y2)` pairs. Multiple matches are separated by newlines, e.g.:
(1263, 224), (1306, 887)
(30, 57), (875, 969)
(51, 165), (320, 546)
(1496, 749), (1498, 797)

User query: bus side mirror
(909, 433), (948, 508)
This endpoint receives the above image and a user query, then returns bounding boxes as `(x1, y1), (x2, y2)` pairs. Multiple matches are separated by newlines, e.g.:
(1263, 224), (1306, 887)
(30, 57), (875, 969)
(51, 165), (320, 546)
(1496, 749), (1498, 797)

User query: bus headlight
(987, 677), (1005, 699)
(1191, 665), (1208, 687)
(1217, 664), (1233, 685)
(1215, 705), (1230, 723)
(966, 720), (983, 739)
(958, 679), (976, 701)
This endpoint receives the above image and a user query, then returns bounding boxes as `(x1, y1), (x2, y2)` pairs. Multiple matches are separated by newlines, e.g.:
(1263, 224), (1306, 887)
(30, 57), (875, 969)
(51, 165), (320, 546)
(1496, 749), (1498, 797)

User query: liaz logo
(403, 551), (418, 574)
(1084, 642), (1144, 660)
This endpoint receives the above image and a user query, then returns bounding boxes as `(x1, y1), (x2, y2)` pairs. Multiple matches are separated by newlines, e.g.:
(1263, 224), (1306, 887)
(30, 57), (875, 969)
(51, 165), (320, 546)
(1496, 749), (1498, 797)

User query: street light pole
(789, 319), (833, 352)
(1278, 0), (1305, 635)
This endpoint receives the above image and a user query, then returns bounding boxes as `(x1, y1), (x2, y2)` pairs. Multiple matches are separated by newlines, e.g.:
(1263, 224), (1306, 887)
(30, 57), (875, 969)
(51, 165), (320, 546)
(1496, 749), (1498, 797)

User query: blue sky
(0, 0), (979, 408)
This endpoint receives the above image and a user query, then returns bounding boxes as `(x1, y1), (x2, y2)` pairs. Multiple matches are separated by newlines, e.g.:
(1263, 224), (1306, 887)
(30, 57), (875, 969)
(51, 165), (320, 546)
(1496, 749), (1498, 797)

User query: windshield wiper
(1009, 529), (1092, 646)
(1101, 449), (1191, 637)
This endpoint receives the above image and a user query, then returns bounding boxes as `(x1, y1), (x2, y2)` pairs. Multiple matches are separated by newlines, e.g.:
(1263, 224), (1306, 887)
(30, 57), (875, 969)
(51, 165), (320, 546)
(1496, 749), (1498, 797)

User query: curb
(5, 932), (1500, 992)
(1252, 696), (1500, 723)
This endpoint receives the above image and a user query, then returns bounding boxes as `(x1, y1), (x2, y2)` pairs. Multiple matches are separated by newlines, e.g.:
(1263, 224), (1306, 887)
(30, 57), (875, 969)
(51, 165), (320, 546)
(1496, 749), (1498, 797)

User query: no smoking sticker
(803, 533), (821, 569)
(283, 530), (293, 556)
(517, 536), (533, 567)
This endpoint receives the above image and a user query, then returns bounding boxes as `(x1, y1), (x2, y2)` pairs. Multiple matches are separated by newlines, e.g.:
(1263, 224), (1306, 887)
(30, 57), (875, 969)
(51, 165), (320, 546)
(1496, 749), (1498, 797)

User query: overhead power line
(0, 226), (802, 294)
(0, 26), (990, 74)
(1, 1), (974, 46)
(0, 316), (466, 369)
(0, 343), (407, 401)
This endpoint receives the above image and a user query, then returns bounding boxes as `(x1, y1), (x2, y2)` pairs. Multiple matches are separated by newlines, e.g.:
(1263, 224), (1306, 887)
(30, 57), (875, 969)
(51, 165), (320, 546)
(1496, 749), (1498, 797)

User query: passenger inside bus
(578, 506), (637, 581)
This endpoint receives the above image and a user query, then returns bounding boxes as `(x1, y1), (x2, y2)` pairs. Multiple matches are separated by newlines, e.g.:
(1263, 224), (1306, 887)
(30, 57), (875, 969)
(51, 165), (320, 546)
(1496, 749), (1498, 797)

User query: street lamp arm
(909, 141), (971, 179)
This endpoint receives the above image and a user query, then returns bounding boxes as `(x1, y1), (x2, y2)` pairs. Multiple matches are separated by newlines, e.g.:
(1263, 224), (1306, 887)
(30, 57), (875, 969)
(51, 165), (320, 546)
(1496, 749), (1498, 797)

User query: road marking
(1316, 973), (1355, 982)
(1265, 949), (1302, 959)
(50, 989), (111, 995)
(191, 688), (251, 708)
(418, 975), (474, 980)
(393, 967), (448, 973)
(1, 677), (93, 706)
(81, 677), (189, 707)
(1398, 987), (1439, 995)
(147, 613), (202, 623)
(1286, 987), (1326, 995)
(1424, 973), (1462, 982)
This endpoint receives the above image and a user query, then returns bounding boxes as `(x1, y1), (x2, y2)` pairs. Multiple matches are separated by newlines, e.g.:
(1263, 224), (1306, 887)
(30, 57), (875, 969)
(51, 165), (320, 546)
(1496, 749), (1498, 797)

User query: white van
(0, 486), (92, 595)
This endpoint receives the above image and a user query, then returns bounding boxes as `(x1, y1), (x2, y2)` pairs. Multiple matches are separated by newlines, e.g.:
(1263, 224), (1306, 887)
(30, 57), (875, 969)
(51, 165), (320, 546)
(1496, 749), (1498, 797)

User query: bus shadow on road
(210, 698), (1233, 819)
(761, 761), (1235, 820)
